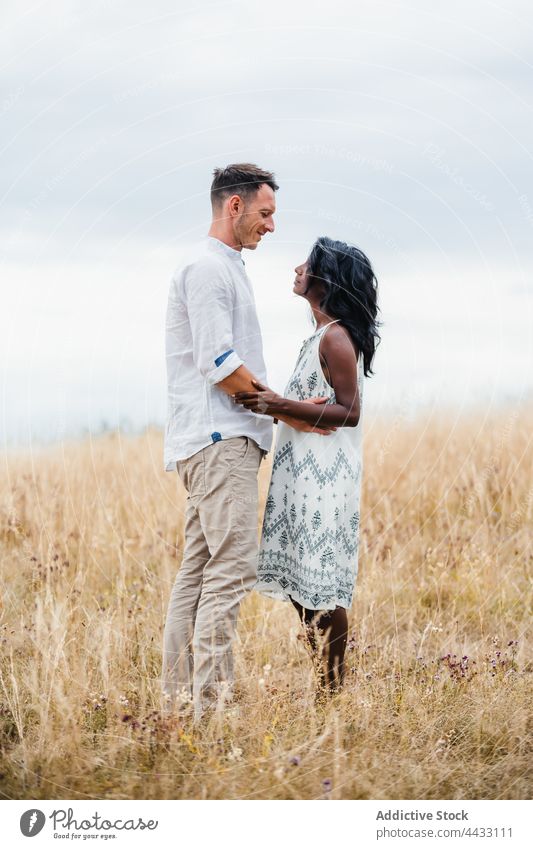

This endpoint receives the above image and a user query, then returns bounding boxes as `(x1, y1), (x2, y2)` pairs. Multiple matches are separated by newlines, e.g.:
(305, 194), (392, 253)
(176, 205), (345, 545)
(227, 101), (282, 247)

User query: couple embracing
(162, 163), (380, 720)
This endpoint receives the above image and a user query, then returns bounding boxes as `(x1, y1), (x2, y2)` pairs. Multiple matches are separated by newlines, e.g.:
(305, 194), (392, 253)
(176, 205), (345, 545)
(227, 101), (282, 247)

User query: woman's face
(293, 260), (310, 297)
(294, 259), (325, 303)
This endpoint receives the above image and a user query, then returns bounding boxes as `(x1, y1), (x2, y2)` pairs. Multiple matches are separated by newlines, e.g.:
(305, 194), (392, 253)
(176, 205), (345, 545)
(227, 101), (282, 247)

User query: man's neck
(207, 226), (242, 252)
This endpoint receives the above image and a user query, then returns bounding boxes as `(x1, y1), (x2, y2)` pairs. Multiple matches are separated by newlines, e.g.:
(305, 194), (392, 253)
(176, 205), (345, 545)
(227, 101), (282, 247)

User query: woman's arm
(234, 325), (360, 428)
(275, 402), (337, 434)
(217, 365), (335, 433)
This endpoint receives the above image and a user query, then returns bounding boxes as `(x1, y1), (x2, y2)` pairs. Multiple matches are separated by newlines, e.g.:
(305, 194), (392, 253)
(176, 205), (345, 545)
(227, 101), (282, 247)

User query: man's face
(233, 183), (276, 250)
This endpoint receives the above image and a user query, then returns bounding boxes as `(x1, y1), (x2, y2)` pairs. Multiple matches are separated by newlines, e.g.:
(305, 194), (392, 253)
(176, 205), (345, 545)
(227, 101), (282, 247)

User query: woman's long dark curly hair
(306, 236), (381, 377)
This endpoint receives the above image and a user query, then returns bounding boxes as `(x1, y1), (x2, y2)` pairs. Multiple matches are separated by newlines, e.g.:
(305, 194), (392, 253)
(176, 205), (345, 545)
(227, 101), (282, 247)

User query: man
(162, 163), (328, 720)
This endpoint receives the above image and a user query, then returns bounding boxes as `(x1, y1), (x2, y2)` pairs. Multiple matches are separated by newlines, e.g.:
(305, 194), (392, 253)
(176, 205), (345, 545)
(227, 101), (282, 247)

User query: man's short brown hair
(210, 163), (278, 207)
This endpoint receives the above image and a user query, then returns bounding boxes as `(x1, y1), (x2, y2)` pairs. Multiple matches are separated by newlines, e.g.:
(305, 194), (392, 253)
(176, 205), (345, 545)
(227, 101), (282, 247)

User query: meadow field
(0, 407), (531, 800)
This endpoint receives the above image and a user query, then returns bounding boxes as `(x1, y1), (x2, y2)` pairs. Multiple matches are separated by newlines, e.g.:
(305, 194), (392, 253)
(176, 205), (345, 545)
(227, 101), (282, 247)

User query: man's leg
(162, 453), (209, 712)
(192, 437), (262, 719)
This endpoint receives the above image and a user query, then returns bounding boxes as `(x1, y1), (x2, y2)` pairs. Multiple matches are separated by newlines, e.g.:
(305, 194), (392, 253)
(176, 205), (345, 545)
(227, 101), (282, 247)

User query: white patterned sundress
(256, 319), (364, 611)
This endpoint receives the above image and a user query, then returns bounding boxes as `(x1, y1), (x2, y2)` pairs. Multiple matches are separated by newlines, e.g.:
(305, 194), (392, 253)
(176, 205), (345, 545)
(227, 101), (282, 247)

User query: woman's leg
(290, 598), (349, 691)
(317, 606), (349, 690)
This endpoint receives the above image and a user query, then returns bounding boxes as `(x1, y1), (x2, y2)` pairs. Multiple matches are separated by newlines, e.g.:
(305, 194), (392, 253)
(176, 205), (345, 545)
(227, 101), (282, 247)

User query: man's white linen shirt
(164, 236), (273, 469)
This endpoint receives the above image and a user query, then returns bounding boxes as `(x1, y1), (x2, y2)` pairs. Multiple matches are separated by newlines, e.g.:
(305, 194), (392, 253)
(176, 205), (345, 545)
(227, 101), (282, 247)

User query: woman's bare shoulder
(321, 322), (358, 359)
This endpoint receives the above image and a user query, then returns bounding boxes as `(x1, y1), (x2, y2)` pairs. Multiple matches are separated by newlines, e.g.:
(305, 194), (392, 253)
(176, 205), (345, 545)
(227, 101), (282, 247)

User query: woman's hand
(233, 380), (285, 415)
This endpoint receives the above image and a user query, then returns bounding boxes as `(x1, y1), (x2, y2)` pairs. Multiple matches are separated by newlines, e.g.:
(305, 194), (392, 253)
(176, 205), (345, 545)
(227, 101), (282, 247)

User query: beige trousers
(162, 436), (264, 719)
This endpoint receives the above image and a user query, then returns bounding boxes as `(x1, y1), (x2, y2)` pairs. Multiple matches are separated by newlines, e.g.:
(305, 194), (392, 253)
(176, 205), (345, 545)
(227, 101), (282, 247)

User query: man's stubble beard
(234, 216), (258, 250)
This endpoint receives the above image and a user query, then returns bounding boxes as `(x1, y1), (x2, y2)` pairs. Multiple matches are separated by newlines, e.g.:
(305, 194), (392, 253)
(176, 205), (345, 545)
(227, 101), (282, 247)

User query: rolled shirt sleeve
(184, 260), (244, 385)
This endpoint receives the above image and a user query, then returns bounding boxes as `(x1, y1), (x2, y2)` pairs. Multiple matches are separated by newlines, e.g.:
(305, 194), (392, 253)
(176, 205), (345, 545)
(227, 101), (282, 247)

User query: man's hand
(278, 395), (337, 435)
(276, 412), (336, 435)
(234, 380), (336, 435)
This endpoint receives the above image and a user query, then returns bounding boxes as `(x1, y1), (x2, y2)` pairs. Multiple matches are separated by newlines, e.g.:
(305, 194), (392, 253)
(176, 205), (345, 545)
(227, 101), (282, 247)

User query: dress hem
(254, 580), (350, 612)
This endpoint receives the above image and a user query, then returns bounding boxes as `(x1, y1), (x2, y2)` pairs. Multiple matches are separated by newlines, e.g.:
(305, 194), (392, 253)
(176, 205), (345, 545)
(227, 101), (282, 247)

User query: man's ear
(227, 194), (243, 217)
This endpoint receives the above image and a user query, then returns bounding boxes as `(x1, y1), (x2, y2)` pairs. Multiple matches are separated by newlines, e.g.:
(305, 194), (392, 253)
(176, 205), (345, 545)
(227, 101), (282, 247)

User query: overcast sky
(1, 0), (532, 447)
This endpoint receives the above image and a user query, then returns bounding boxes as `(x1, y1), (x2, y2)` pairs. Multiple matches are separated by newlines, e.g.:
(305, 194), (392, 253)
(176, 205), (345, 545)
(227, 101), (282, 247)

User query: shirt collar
(206, 236), (245, 265)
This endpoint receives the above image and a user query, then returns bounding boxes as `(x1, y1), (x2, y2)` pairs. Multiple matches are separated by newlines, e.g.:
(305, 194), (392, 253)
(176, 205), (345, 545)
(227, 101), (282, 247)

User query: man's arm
(216, 364), (260, 394)
(185, 262), (246, 385)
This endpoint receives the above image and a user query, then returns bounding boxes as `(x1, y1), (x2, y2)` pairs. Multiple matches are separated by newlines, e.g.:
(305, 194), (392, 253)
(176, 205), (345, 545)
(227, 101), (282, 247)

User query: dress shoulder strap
(317, 319), (340, 334)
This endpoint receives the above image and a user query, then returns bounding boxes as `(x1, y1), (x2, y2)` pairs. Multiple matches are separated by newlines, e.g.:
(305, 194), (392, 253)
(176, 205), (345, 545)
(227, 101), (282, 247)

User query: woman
(235, 236), (380, 694)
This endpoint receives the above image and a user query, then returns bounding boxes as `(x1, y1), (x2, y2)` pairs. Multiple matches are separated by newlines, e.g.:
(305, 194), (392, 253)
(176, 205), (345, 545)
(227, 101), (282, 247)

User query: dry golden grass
(0, 406), (531, 800)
